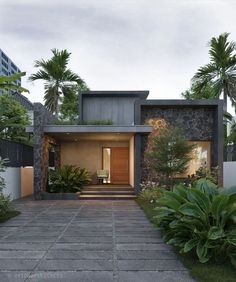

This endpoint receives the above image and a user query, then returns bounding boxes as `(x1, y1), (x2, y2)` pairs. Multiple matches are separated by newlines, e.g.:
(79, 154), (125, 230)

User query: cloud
(0, 0), (235, 113)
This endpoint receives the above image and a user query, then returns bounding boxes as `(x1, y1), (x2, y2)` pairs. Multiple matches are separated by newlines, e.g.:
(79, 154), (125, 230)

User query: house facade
(27, 91), (223, 200)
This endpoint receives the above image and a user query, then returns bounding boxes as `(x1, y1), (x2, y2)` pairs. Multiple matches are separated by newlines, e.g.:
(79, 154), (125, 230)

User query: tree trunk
(223, 86), (228, 113)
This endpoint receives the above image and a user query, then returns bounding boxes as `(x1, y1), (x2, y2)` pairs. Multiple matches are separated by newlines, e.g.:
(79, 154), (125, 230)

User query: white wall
(223, 162), (236, 188)
(1, 167), (21, 200)
(0, 167), (33, 200)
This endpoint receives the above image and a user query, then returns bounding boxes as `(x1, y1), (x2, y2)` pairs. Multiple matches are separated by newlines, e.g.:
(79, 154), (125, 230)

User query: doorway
(103, 147), (129, 184)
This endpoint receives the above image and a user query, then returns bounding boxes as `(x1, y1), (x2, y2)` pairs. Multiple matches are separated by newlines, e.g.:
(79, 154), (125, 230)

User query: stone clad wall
(140, 106), (215, 182)
(141, 107), (214, 140)
(33, 103), (55, 200)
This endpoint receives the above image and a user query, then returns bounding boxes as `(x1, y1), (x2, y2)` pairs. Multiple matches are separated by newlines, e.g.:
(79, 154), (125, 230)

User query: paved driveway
(0, 199), (194, 282)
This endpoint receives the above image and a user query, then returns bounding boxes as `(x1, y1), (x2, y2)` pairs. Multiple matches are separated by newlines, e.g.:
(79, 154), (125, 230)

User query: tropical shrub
(48, 165), (91, 193)
(154, 179), (236, 267)
(139, 181), (163, 203)
(145, 126), (195, 188)
(189, 165), (219, 185)
(139, 188), (163, 203)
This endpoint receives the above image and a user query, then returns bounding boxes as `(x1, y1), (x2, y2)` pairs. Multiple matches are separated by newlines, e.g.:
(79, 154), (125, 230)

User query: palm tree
(193, 33), (236, 111)
(29, 49), (86, 117)
(0, 72), (29, 93)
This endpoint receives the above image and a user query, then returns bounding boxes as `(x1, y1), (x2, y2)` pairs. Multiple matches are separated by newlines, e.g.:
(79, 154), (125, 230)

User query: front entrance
(103, 147), (129, 184)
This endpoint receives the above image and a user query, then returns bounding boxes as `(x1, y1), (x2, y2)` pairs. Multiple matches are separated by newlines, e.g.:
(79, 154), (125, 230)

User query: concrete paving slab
(37, 259), (113, 271)
(0, 259), (38, 270)
(0, 198), (195, 281)
(0, 250), (45, 259)
(28, 271), (113, 282)
(117, 259), (186, 271)
(118, 271), (195, 282)
(0, 271), (30, 282)
(117, 250), (177, 260)
(45, 250), (113, 260)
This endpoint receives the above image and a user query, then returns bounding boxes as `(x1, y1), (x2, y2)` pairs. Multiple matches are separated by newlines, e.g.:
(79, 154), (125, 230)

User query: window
(102, 148), (111, 183)
(2, 60), (8, 69)
(11, 62), (17, 71)
(1, 52), (8, 62)
(186, 141), (211, 176)
(2, 68), (8, 75)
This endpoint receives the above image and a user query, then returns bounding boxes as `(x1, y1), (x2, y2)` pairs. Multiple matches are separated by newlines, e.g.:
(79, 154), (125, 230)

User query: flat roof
(137, 99), (223, 107)
(81, 91), (149, 99)
(26, 125), (152, 134)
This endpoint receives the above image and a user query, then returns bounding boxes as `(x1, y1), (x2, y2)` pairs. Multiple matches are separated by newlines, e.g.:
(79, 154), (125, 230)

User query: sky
(0, 0), (236, 113)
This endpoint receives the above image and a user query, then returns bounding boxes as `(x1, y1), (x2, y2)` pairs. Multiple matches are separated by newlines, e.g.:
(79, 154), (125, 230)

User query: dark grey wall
(82, 96), (137, 125)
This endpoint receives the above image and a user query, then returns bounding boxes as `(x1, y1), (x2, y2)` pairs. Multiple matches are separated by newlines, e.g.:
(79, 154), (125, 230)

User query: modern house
(26, 91), (223, 200)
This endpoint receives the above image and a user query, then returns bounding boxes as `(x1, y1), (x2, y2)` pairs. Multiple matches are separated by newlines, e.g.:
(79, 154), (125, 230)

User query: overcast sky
(0, 0), (236, 110)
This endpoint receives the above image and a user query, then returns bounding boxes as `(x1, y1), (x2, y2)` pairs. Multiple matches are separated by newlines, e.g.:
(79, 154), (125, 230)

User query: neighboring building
(26, 91), (223, 200)
(0, 49), (34, 123)
(0, 48), (21, 94)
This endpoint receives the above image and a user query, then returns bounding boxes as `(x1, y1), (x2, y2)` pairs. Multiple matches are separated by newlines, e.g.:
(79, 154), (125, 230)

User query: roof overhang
(81, 91), (149, 100)
(26, 125), (152, 134)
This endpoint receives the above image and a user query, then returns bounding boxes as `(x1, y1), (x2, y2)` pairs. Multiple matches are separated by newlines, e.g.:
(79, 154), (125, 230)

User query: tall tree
(0, 72), (29, 93)
(192, 33), (236, 111)
(181, 81), (217, 100)
(59, 84), (89, 123)
(29, 49), (86, 117)
(0, 94), (30, 143)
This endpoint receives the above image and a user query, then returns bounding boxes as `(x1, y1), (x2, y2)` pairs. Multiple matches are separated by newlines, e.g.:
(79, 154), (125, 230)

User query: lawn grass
(0, 210), (20, 223)
(135, 198), (236, 282)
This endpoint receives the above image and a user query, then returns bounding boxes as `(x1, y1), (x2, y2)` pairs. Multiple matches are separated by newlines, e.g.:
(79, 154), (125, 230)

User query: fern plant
(48, 165), (91, 193)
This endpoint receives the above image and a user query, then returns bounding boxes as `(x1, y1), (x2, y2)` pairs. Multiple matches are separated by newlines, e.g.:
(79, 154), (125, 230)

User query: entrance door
(111, 147), (129, 184)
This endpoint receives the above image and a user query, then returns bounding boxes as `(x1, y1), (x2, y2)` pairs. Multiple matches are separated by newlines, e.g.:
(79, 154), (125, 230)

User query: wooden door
(111, 147), (129, 184)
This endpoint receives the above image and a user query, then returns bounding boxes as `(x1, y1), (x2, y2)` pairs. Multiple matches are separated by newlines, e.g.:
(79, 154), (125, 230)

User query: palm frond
(0, 72), (26, 83)
(43, 85), (59, 113)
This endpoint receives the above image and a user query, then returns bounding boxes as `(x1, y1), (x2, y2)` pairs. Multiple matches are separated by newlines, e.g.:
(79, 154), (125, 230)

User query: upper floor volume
(80, 91), (149, 126)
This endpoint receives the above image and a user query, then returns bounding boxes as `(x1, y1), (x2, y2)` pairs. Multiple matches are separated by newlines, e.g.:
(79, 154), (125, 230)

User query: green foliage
(139, 181), (163, 203)
(181, 81), (217, 100)
(154, 179), (236, 267)
(189, 165), (219, 185)
(145, 126), (195, 187)
(48, 165), (91, 193)
(0, 94), (30, 142)
(183, 33), (236, 112)
(29, 49), (88, 116)
(59, 84), (89, 123)
(83, 119), (113, 125)
(139, 188), (163, 203)
(136, 197), (236, 282)
(0, 72), (29, 93)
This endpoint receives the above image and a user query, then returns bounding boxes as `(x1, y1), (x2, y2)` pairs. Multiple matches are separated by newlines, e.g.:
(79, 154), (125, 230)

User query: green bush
(139, 188), (163, 203)
(154, 179), (236, 267)
(48, 165), (91, 193)
(189, 165), (219, 185)
(83, 119), (113, 125)
(139, 181), (163, 203)
(145, 126), (195, 188)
